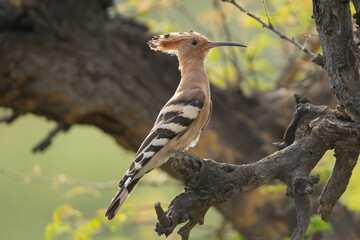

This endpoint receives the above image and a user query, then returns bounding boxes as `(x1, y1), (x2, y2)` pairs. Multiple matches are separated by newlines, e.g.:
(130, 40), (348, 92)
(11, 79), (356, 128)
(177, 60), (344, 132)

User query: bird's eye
(191, 40), (198, 45)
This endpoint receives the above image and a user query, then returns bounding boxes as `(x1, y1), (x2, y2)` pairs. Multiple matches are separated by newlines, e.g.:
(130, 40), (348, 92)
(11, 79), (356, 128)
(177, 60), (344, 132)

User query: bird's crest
(147, 31), (208, 55)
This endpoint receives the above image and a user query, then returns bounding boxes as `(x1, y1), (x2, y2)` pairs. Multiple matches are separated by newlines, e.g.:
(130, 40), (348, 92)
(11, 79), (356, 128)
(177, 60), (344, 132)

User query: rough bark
(312, 0), (360, 222)
(155, 99), (360, 240)
(313, 0), (360, 118)
(0, 0), (359, 239)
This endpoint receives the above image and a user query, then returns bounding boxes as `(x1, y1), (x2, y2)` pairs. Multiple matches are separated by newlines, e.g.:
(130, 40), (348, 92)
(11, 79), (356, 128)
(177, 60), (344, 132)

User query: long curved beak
(207, 41), (247, 48)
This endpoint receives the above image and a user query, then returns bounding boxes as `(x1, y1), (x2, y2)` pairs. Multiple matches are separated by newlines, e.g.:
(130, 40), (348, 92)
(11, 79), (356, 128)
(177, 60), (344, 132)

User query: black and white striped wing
(105, 93), (205, 220)
(122, 95), (204, 181)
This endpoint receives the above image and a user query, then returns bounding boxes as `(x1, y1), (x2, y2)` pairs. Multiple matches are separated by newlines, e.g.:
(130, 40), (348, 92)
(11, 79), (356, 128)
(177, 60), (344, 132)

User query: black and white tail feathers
(105, 175), (141, 220)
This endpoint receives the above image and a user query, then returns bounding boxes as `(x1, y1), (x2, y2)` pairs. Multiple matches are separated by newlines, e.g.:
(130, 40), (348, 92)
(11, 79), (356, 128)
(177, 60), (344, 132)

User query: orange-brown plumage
(148, 31), (211, 71)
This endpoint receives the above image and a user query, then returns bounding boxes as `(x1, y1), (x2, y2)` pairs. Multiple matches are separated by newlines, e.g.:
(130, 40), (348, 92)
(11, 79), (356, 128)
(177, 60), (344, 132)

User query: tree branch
(155, 100), (360, 240)
(312, 0), (360, 220)
(222, 0), (317, 60)
(318, 142), (360, 222)
(313, 0), (360, 119)
(32, 122), (69, 152)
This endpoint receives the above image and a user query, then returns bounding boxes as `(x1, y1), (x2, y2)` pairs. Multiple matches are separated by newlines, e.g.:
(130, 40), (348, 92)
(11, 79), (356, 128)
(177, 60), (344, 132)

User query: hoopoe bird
(105, 31), (246, 220)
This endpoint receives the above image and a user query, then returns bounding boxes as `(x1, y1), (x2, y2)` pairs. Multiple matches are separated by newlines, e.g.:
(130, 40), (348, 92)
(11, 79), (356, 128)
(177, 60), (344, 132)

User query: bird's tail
(105, 175), (141, 220)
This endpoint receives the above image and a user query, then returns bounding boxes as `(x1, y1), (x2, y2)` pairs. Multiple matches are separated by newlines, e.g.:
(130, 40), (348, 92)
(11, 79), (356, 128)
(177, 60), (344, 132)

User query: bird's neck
(176, 60), (210, 94)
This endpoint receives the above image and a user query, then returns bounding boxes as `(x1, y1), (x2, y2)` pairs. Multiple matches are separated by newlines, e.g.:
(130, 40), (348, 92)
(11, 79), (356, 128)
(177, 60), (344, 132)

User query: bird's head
(148, 31), (246, 67)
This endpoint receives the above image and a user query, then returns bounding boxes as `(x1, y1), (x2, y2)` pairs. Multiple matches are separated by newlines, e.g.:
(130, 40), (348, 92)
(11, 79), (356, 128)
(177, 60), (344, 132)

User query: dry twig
(222, 0), (317, 60)
(0, 166), (180, 190)
(32, 123), (69, 153)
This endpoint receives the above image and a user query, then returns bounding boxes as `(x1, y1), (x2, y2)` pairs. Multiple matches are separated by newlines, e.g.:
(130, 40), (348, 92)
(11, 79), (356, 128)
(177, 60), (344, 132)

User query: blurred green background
(1, 0), (360, 239)
(0, 113), (227, 240)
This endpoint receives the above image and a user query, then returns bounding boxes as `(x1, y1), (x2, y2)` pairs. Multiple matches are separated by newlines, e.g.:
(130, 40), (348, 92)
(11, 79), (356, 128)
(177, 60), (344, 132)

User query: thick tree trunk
(0, 0), (358, 239)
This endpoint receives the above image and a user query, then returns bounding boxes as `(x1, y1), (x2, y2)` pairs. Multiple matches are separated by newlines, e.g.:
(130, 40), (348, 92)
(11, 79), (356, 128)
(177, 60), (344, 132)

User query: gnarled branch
(32, 122), (69, 152)
(313, 0), (360, 119)
(155, 100), (360, 240)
